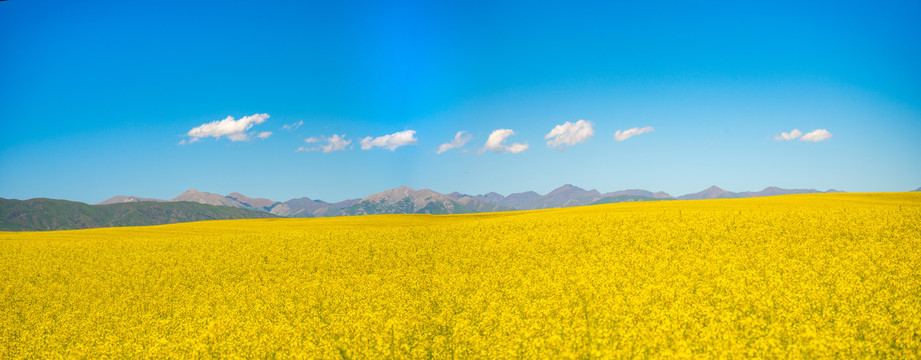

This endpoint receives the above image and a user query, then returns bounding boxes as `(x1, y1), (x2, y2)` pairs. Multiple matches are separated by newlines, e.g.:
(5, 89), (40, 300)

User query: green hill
(0, 198), (276, 231)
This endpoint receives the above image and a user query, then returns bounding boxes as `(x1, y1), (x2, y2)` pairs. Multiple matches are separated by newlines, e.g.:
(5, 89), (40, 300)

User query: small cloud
(298, 134), (351, 153)
(614, 126), (654, 141)
(545, 119), (594, 149)
(322, 134), (351, 152)
(257, 131), (272, 139)
(437, 131), (473, 154)
(282, 120), (304, 131)
(360, 130), (418, 151)
(227, 133), (249, 141)
(800, 129), (832, 142)
(774, 129), (802, 141)
(480, 129), (529, 154)
(184, 113), (270, 143)
(178, 138), (200, 145)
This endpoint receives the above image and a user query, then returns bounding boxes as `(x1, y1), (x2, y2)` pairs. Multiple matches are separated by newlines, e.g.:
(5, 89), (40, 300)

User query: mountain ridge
(677, 185), (842, 200)
(1, 198), (275, 231)
(97, 184), (848, 214)
(98, 195), (166, 205)
(341, 186), (512, 215)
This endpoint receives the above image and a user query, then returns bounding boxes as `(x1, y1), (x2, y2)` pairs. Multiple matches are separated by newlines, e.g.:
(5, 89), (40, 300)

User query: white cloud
(282, 120), (303, 131)
(257, 131), (272, 139)
(505, 143), (529, 154)
(298, 134), (351, 153)
(480, 129), (529, 154)
(321, 134), (351, 152)
(178, 137), (201, 146)
(545, 119), (594, 149)
(614, 126), (654, 141)
(360, 130), (418, 151)
(800, 129), (832, 142)
(184, 113), (270, 142)
(437, 131), (473, 154)
(774, 129), (802, 141)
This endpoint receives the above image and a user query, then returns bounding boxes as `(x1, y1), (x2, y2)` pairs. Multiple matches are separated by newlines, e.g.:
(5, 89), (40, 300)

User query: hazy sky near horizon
(2, 0), (920, 203)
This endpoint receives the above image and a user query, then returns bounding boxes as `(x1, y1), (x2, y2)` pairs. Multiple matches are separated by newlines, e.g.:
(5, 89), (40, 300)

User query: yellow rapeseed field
(1, 193), (920, 358)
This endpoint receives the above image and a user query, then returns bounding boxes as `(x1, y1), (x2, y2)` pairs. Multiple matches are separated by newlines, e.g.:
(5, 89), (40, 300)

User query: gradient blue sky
(2, 0), (920, 203)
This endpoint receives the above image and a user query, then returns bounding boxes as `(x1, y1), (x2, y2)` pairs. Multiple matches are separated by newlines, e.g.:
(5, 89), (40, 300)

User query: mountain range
(99, 189), (360, 218)
(676, 186), (845, 200)
(3, 185), (853, 231)
(97, 184), (846, 216)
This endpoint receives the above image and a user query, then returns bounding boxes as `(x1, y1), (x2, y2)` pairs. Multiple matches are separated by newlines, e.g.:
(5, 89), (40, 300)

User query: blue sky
(1, 0), (919, 203)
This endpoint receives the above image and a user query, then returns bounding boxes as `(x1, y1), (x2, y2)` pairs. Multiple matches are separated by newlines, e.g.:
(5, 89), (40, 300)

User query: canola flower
(1, 193), (919, 358)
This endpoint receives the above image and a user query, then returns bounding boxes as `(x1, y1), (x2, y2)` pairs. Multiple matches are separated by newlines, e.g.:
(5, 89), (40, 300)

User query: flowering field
(2, 193), (919, 358)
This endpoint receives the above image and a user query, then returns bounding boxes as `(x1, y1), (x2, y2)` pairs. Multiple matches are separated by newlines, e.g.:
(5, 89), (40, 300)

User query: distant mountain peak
(97, 195), (165, 205)
(698, 186), (731, 197)
(549, 184), (599, 194)
(344, 185), (476, 215)
(601, 189), (674, 199)
(678, 186), (735, 200)
(172, 189), (243, 208)
(549, 184), (577, 194)
(173, 188), (206, 198)
(532, 184), (602, 209)
(375, 185), (415, 197)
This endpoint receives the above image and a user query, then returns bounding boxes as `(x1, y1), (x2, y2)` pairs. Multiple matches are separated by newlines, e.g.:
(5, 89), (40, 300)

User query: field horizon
(1, 185), (896, 232)
(2, 190), (916, 233)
